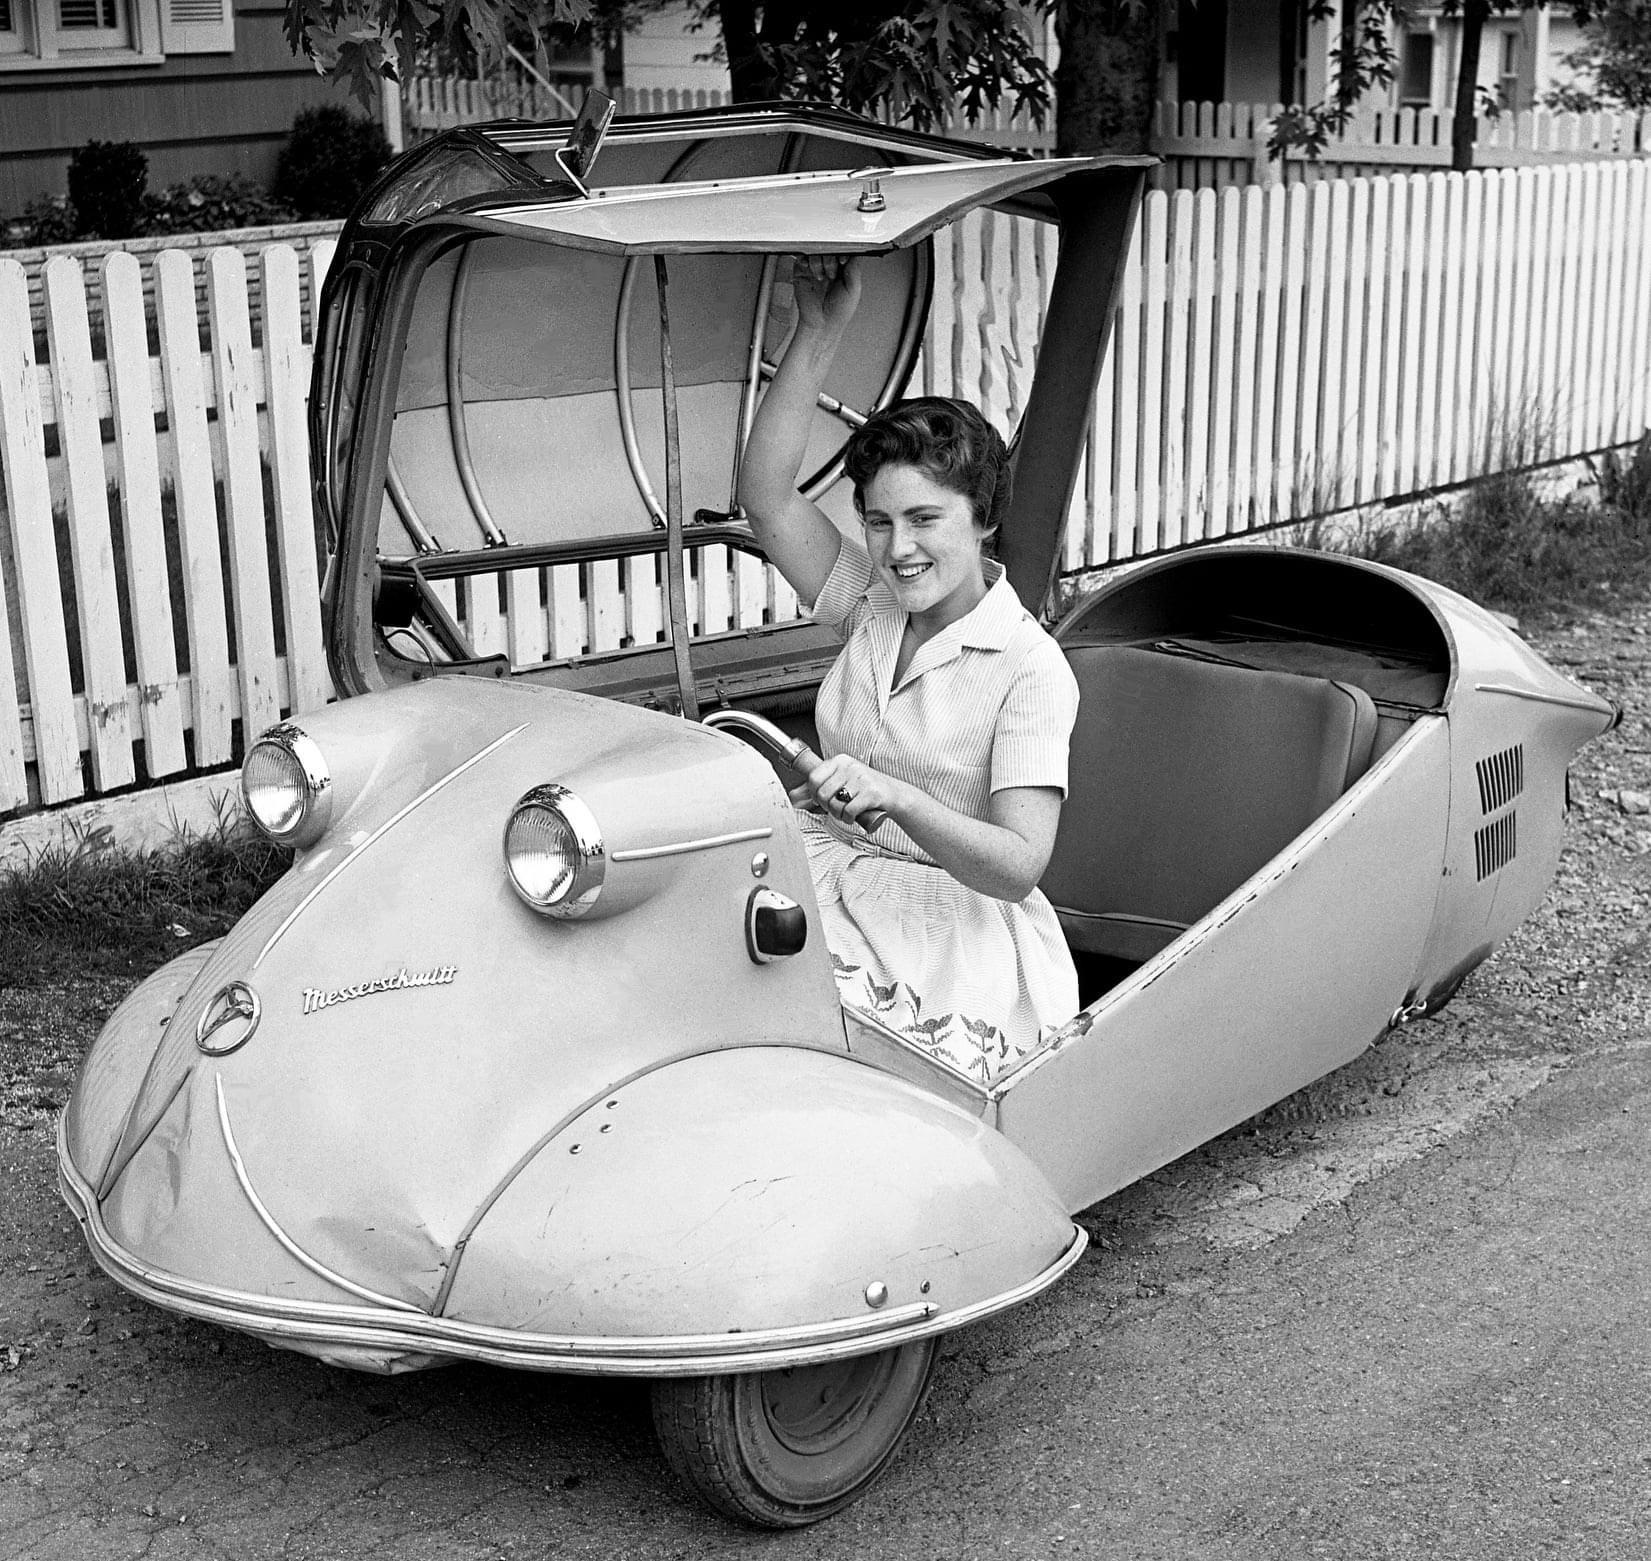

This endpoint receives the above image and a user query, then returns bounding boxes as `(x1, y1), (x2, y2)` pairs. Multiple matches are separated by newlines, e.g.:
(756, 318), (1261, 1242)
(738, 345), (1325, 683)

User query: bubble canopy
(314, 108), (1152, 699)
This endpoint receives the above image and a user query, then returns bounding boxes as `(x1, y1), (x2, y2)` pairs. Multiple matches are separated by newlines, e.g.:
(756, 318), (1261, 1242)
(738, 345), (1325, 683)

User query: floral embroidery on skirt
(800, 812), (1077, 1084)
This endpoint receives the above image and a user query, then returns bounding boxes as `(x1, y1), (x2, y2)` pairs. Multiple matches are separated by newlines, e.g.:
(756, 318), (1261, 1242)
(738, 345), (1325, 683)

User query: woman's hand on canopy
(791, 254), (863, 337)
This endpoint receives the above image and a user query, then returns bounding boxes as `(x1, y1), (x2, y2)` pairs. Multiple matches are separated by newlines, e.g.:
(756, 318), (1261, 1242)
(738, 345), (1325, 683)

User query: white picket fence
(0, 243), (336, 814)
(3, 155), (1650, 817)
(1155, 100), (1651, 189)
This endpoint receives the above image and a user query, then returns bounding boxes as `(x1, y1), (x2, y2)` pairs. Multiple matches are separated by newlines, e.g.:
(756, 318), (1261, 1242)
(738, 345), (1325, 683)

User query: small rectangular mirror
(555, 88), (617, 195)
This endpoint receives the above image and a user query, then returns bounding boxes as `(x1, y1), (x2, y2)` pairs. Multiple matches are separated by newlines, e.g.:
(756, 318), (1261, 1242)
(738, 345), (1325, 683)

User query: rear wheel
(651, 1339), (939, 1527)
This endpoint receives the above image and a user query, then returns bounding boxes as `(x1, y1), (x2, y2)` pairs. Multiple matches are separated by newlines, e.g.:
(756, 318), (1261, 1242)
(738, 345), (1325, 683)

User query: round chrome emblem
(196, 981), (261, 1056)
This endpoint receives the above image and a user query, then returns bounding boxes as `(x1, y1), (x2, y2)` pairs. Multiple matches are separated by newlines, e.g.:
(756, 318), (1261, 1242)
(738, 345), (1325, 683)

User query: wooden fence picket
(1626, 163), (1651, 437)
(1206, 188), (1242, 534)
(1436, 175), (1470, 488)
(1109, 211), (1142, 556)
(1184, 187), (1219, 544)
(1229, 184), (1265, 533)
(205, 247), (281, 739)
(261, 245), (330, 719)
(155, 249), (234, 767)
(1573, 164), (1603, 454)
(102, 251), (187, 780)
(0, 259), (80, 805)
(44, 256), (134, 792)
(1413, 174), (1447, 494)
(1159, 188), (1194, 545)
(1604, 162), (1634, 445)
(1454, 167), (1487, 471)
(1277, 180), (1312, 516)
(1135, 191), (1167, 554)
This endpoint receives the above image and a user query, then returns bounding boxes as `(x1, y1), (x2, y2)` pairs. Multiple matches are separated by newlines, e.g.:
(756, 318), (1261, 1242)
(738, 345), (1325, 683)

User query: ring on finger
(833, 787), (854, 804)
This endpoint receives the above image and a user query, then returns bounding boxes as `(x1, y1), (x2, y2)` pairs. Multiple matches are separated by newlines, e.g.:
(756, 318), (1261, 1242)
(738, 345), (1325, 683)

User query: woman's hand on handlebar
(793, 751), (905, 833)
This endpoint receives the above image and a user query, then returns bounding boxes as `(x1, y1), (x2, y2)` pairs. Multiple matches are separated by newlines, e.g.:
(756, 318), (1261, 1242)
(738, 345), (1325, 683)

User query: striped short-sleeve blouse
(800, 536), (1081, 1081)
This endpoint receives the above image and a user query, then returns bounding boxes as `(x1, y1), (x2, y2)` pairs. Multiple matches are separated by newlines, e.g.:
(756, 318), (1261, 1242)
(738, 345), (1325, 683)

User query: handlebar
(701, 709), (888, 835)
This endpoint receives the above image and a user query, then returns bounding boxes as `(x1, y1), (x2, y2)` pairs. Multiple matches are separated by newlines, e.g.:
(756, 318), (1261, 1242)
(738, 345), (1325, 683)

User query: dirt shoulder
(1, 593), (1647, 1560)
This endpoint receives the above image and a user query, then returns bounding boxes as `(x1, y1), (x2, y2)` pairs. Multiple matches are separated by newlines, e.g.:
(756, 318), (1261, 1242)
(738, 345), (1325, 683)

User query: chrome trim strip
(1473, 682), (1617, 717)
(60, 1117), (1085, 1376)
(253, 724), (529, 970)
(610, 826), (773, 862)
(215, 1076), (424, 1314)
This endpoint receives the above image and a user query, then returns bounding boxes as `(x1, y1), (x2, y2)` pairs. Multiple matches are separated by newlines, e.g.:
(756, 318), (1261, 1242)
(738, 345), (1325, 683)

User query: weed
(1306, 440), (1651, 615)
(0, 807), (290, 986)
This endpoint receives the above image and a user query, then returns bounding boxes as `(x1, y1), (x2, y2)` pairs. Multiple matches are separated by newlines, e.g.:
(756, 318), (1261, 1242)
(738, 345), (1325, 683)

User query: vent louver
(1475, 811), (1518, 880)
(1476, 744), (1524, 816)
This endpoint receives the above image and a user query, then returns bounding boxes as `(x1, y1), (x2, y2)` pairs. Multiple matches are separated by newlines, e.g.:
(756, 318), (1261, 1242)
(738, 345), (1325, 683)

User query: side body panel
(996, 717), (1451, 1214)
(1404, 585), (1618, 1006)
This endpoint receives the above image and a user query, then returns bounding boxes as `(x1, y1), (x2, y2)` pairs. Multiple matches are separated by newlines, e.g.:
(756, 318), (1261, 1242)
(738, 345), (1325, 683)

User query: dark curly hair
(842, 397), (1011, 535)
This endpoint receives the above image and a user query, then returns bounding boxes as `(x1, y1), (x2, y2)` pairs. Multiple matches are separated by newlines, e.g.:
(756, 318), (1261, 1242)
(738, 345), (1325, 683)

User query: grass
(1303, 433), (1651, 616)
(0, 808), (291, 987)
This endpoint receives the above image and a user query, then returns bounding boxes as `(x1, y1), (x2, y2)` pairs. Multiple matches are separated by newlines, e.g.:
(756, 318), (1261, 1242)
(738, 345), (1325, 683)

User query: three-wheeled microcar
(58, 101), (1617, 1527)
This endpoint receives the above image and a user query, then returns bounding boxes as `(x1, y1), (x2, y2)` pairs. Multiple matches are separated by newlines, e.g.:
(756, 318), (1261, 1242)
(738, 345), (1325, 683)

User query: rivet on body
(864, 1281), (888, 1310)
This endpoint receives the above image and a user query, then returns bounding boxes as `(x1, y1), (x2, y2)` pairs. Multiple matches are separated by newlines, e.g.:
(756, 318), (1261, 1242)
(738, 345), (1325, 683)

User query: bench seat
(1043, 645), (1379, 964)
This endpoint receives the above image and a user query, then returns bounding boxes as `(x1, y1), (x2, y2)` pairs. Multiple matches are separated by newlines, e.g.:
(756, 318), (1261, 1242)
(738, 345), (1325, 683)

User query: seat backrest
(1044, 646), (1379, 962)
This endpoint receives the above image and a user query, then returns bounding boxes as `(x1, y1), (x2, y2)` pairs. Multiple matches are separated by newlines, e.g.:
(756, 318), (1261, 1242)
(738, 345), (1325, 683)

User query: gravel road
(2, 594), (1647, 1560)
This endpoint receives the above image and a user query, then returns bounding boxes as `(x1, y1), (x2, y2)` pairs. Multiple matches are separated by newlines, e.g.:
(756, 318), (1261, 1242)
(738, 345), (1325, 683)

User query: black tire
(650, 1339), (939, 1528)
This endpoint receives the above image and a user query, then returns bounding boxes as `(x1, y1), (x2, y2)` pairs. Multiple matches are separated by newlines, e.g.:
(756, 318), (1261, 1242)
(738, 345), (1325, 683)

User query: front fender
(440, 1046), (1083, 1364)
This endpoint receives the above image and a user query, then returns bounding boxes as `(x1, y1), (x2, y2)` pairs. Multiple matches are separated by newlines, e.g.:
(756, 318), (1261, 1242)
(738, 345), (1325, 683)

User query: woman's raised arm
(737, 256), (862, 605)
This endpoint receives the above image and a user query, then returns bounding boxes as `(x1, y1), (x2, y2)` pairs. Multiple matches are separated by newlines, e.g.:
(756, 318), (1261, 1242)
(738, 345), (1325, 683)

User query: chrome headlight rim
(504, 784), (606, 919)
(241, 723), (333, 848)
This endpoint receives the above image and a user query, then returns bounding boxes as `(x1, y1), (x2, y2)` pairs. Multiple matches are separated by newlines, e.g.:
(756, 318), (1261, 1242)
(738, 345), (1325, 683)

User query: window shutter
(159, 0), (232, 53)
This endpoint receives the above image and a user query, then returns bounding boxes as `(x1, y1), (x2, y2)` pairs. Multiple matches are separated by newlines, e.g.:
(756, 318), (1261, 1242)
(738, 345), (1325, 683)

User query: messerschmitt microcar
(58, 101), (1617, 1527)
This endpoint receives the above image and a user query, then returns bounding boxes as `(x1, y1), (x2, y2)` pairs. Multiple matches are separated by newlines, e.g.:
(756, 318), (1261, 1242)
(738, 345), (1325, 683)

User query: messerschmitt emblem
(196, 981), (261, 1056)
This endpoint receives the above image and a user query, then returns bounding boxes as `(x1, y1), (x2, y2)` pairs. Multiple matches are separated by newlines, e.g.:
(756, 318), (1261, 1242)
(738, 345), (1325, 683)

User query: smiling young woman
(737, 255), (1080, 1081)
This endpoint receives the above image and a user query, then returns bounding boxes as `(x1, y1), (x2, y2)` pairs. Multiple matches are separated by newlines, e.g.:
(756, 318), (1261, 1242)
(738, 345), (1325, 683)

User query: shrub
(272, 105), (392, 219)
(143, 174), (295, 235)
(1310, 456), (1651, 615)
(2, 193), (76, 249)
(67, 139), (149, 240)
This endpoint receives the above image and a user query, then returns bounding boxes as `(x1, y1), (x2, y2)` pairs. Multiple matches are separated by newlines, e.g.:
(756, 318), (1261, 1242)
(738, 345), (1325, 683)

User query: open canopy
(315, 107), (1152, 702)
(463, 157), (1117, 255)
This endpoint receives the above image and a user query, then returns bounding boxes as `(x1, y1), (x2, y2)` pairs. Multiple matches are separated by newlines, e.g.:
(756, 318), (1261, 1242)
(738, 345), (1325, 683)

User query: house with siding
(1166, 0), (1590, 115)
(0, 0), (359, 210)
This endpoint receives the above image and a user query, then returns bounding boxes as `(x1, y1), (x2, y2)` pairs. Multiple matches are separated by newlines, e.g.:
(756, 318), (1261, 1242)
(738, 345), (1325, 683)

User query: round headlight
(242, 725), (331, 847)
(504, 785), (605, 918)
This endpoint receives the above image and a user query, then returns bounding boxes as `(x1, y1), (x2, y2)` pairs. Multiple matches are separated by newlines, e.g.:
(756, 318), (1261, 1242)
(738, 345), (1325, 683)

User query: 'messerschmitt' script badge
(302, 966), (457, 1015)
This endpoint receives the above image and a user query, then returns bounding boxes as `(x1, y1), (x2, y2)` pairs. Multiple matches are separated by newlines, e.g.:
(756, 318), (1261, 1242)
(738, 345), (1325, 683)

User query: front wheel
(650, 1339), (939, 1527)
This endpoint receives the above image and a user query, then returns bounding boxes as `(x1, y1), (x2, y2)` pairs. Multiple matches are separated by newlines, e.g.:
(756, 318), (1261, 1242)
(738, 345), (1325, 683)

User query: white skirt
(800, 812), (1079, 1083)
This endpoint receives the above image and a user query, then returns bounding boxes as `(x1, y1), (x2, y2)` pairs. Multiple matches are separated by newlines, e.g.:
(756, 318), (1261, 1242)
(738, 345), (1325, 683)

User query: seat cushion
(1043, 646), (1378, 955)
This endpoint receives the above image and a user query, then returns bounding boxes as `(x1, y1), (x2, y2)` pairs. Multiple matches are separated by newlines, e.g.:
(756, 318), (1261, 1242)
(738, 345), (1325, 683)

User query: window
(1498, 31), (1521, 111)
(0, 0), (231, 68)
(57, 0), (131, 50)
(1398, 31), (1434, 108)
(0, 0), (25, 52)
